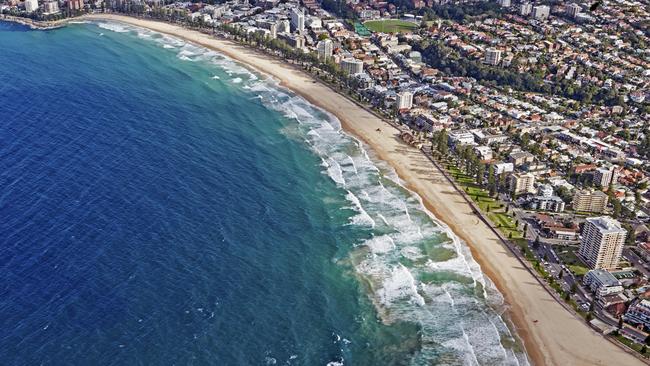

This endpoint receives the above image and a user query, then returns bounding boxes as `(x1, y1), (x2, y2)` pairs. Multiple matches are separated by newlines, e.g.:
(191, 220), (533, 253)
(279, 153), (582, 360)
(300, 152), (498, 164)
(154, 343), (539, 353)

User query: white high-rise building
(594, 166), (619, 188)
(484, 48), (502, 66)
(497, 0), (511, 7)
(24, 0), (38, 12)
(532, 5), (550, 21)
(43, 0), (59, 14)
(316, 39), (333, 60)
(578, 217), (627, 270)
(396, 91), (413, 110)
(519, 2), (532, 16)
(290, 8), (305, 33)
(276, 19), (290, 34)
(573, 189), (609, 213)
(340, 58), (363, 75)
(566, 3), (581, 18)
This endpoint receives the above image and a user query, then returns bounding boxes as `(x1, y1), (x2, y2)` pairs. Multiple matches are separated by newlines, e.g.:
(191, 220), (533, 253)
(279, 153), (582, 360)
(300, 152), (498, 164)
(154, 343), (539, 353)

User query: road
(624, 248), (650, 278)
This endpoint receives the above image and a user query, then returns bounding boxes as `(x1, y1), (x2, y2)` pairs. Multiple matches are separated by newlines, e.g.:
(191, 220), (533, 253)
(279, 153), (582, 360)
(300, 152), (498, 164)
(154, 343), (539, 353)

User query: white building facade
(578, 216), (627, 270)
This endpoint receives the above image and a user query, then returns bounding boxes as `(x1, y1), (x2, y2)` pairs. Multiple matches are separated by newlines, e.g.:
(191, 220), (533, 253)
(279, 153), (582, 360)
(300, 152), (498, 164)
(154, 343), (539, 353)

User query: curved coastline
(73, 14), (644, 366)
(0, 14), (68, 30)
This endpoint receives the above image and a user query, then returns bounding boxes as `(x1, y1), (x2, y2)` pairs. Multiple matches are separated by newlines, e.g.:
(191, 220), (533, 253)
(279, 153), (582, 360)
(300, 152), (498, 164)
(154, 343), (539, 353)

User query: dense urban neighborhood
(3, 0), (650, 359)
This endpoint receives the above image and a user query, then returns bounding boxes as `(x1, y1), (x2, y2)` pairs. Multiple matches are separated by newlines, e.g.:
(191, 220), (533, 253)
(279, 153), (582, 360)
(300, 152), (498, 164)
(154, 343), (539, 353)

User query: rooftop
(586, 216), (625, 234)
(586, 269), (621, 287)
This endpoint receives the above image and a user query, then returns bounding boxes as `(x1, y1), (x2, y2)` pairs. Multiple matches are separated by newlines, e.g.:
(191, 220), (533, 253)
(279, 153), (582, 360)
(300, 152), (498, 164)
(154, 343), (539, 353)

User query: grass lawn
(615, 335), (647, 354)
(554, 245), (589, 275)
(568, 265), (589, 276)
(364, 19), (418, 34)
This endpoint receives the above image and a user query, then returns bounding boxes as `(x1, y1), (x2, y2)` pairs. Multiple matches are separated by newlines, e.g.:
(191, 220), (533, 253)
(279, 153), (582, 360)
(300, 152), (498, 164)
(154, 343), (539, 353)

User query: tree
(437, 129), (448, 156)
(624, 224), (636, 246)
(476, 162), (486, 187)
(532, 235), (540, 249)
(612, 199), (622, 219)
(488, 165), (496, 196)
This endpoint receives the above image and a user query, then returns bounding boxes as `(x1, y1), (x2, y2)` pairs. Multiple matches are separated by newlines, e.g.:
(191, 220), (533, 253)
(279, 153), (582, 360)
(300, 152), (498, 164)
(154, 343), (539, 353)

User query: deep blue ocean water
(0, 20), (528, 365)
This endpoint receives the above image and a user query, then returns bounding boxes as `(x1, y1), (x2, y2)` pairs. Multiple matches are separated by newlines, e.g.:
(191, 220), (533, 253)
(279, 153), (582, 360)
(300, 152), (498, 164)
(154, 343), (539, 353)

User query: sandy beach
(82, 14), (644, 366)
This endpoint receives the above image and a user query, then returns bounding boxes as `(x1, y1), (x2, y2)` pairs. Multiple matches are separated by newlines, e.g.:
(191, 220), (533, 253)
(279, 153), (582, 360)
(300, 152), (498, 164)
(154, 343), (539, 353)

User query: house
(474, 146), (493, 161)
(584, 269), (624, 297)
(509, 151), (535, 166)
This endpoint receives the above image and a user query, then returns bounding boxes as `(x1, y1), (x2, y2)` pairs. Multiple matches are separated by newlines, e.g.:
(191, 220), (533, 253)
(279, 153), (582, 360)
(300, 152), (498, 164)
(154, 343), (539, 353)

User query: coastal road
(624, 248), (650, 278)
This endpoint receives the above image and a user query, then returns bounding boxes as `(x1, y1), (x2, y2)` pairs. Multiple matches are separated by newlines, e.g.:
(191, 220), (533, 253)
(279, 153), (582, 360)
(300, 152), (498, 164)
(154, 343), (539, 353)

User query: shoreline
(78, 14), (644, 366)
(0, 14), (68, 30)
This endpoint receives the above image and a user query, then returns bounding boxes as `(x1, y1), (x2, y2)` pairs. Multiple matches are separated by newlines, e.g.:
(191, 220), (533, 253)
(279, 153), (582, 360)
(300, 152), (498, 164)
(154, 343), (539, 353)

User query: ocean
(0, 20), (528, 365)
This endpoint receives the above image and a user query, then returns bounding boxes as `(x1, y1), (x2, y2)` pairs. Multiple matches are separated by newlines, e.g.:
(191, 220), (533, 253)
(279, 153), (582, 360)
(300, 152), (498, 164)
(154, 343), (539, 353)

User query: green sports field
(363, 19), (418, 34)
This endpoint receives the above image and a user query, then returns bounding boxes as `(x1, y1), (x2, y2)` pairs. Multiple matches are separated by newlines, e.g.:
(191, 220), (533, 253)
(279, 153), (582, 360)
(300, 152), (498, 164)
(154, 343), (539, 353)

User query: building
(529, 196), (565, 212)
(497, 0), (511, 7)
(68, 0), (82, 10)
(578, 217), (627, 270)
(508, 151), (535, 166)
(42, 0), (58, 13)
(278, 33), (305, 49)
(532, 5), (550, 21)
(484, 48), (502, 66)
(258, 21), (278, 39)
(535, 213), (579, 239)
(573, 189), (609, 213)
(316, 39), (333, 60)
(507, 172), (536, 195)
(494, 162), (514, 175)
(566, 3), (581, 18)
(447, 130), (475, 146)
(598, 293), (628, 318)
(396, 91), (413, 110)
(290, 8), (305, 33)
(276, 19), (291, 34)
(474, 146), (493, 161)
(24, 0), (38, 12)
(340, 58), (363, 75)
(625, 299), (650, 331)
(520, 2), (532, 16)
(583, 269), (624, 297)
(593, 166), (619, 188)
(537, 184), (553, 198)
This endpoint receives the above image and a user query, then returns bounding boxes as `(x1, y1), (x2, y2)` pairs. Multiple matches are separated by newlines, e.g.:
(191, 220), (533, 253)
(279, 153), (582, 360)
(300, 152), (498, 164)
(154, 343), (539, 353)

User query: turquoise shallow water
(0, 20), (528, 365)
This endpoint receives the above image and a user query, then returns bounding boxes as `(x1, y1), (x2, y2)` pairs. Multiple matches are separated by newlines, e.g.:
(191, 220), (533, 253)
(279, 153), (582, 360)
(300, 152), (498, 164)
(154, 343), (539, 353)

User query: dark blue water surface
(0, 21), (404, 365)
(0, 20), (529, 366)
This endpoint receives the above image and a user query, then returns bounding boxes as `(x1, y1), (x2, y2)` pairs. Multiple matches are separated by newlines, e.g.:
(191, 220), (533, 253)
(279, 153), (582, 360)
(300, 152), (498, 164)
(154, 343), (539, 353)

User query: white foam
(378, 264), (425, 307)
(345, 191), (375, 228)
(364, 235), (395, 254)
(96, 22), (131, 33)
